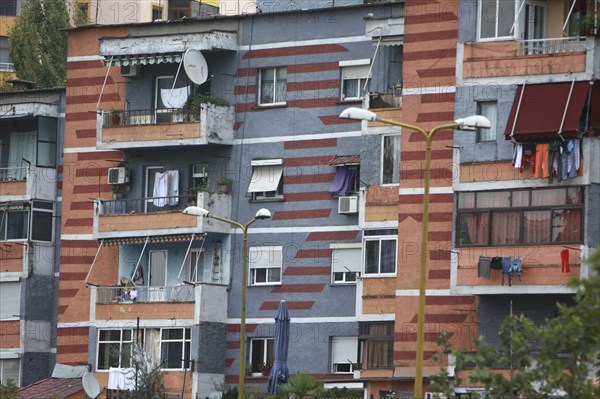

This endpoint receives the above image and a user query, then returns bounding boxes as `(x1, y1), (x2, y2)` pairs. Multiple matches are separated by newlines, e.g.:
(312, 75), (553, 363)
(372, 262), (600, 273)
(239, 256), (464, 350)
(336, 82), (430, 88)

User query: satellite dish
(183, 49), (208, 85)
(82, 372), (101, 399)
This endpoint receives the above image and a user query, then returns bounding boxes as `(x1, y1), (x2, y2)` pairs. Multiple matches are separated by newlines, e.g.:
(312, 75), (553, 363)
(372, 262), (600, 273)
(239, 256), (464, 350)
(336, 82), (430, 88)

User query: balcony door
(149, 250), (167, 287)
(155, 76), (174, 123)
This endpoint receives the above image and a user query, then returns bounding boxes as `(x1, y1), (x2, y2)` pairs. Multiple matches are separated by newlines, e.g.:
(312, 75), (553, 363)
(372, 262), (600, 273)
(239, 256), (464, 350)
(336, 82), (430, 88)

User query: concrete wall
(458, 0), (477, 43)
(197, 322), (227, 374)
(586, 183), (600, 248)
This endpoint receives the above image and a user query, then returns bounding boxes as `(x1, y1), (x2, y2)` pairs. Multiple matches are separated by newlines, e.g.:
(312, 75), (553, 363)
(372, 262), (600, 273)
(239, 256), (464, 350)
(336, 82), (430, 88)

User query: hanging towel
(108, 368), (136, 390)
(573, 139), (580, 172)
(513, 144), (523, 168)
(167, 170), (179, 205)
(561, 249), (570, 273)
(153, 171), (169, 207)
(160, 86), (190, 109)
(329, 166), (355, 197)
(478, 256), (491, 279)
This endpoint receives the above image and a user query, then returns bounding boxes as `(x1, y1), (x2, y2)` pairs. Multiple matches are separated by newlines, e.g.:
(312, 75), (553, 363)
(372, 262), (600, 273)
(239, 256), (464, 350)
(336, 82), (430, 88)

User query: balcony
(519, 37), (587, 55)
(94, 192), (232, 238)
(451, 245), (582, 295)
(91, 283), (227, 322)
(96, 104), (235, 150)
(0, 166), (57, 201)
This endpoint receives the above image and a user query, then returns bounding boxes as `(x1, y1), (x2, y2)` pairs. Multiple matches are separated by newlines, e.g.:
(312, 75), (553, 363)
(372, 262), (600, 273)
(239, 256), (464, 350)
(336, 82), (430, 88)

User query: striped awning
(329, 155), (361, 166)
(102, 234), (204, 246)
(103, 52), (183, 67)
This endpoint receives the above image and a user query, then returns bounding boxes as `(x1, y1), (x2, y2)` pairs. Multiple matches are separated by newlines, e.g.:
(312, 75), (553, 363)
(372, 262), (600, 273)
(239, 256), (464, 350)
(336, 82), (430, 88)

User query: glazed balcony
(93, 192), (232, 239)
(96, 104), (235, 150)
(0, 166), (57, 201)
(451, 245), (585, 295)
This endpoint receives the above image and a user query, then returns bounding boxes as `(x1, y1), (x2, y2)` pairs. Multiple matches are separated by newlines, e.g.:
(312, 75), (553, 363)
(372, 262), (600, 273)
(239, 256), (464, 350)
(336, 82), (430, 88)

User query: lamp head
(183, 206), (210, 217)
(254, 208), (272, 220)
(455, 115), (491, 131)
(339, 107), (379, 122)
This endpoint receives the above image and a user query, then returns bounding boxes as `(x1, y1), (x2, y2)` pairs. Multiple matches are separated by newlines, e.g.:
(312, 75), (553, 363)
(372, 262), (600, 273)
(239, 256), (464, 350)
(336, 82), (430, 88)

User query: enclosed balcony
(93, 192), (232, 238)
(0, 166), (57, 201)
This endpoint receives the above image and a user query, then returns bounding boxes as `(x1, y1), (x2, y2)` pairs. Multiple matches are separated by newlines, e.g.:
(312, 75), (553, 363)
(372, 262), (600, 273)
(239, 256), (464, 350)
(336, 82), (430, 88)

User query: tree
(0, 379), (18, 399)
(9, 0), (70, 87)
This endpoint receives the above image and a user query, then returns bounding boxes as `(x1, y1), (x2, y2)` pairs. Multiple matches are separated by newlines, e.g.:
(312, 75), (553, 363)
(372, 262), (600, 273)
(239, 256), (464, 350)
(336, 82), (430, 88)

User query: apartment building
(0, 87), (64, 386)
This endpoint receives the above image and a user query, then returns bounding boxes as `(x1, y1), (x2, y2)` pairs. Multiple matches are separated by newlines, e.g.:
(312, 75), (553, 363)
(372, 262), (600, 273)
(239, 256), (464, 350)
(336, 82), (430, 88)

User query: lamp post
(183, 206), (272, 399)
(339, 107), (490, 399)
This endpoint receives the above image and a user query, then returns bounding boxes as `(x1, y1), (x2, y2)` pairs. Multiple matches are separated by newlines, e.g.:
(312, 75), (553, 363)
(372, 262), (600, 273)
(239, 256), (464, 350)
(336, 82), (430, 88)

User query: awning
(102, 234), (204, 246)
(103, 53), (182, 67)
(329, 155), (360, 166)
(504, 81), (590, 141)
(247, 165), (284, 193)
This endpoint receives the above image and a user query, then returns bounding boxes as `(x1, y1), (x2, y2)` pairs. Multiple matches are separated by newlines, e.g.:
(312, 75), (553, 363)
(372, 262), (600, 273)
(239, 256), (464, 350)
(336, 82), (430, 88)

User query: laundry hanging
(160, 86), (190, 109)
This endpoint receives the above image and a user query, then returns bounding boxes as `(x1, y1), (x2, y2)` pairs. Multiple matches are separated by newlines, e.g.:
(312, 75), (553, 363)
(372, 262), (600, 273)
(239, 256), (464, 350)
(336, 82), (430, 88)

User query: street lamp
(183, 206), (272, 399)
(339, 107), (490, 399)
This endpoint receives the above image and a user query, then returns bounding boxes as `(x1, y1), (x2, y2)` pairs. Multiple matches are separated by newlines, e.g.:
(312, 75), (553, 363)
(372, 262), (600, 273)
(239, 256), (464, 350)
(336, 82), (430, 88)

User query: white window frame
(96, 329), (134, 371)
(148, 250), (168, 287)
(249, 246), (282, 286)
(0, 208), (28, 241)
(477, 0), (519, 41)
(380, 133), (400, 185)
(339, 59), (371, 101)
(249, 337), (274, 374)
(476, 101), (498, 142)
(258, 67), (287, 106)
(0, 359), (20, 385)
(0, 282), (20, 320)
(363, 232), (397, 277)
(185, 248), (205, 283)
(248, 159), (284, 202)
(330, 243), (361, 285)
(331, 336), (358, 374)
(159, 327), (191, 370)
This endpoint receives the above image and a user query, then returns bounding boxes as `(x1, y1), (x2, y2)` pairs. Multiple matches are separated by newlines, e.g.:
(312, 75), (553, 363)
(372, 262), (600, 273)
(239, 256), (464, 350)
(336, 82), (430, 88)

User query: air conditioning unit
(120, 65), (138, 77)
(338, 195), (358, 214)
(107, 167), (130, 185)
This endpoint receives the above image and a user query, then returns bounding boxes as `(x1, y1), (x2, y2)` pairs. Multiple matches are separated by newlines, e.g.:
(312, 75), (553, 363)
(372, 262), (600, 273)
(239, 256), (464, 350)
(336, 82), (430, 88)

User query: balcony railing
(96, 285), (195, 304)
(103, 108), (200, 128)
(368, 92), (402, 109)
(0, 166), (28, 181)
(519, 37), (586, 55)
(99, 195), (194, 215)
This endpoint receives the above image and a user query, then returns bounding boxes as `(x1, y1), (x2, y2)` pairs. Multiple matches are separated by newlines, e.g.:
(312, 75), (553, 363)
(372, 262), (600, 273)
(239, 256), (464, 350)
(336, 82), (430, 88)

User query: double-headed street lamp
(339, 107), (490, 399)
(183, 206), (272, 399)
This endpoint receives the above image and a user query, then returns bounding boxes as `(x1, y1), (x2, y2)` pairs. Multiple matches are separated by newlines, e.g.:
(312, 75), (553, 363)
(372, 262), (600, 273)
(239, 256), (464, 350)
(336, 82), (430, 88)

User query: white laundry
(107, 367), (136, 391)
(168, 170), (179, 205)
(161, 86), (190, 109)
(153, 171), (169, 207)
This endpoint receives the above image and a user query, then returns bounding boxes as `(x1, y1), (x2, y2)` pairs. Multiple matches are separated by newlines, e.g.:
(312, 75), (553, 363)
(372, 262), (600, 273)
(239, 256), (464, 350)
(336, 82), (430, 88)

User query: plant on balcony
(186, 182), (209, 205)
(187, 92), (229, 112)
(217, 176), (233, 194)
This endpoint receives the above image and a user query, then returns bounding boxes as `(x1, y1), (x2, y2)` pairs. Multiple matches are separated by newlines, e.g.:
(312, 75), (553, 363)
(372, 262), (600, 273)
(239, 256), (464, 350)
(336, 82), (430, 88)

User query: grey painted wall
(458, 0), (478, 43)
(197, 322), (227, 374)
(24, 275), (54, 321)
(586, 183), (600, 248)
(20, 353), (51, 387)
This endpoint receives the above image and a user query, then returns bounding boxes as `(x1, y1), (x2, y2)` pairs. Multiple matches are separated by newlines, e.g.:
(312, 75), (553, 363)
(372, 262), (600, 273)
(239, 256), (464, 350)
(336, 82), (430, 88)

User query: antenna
(82, 372), (101, 399)
(183, 49), (209, 85)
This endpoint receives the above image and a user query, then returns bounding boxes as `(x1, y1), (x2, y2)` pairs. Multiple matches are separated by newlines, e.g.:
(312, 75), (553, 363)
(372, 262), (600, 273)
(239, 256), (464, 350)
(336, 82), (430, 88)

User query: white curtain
(8, 131), (36, 179)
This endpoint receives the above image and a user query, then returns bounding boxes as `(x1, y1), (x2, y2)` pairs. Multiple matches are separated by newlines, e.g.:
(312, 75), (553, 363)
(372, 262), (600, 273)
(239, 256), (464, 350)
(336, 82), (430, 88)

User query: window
(185, 249), (205, 282)
(478, 0), (516, 40)
(247, 159), (284, 201)
(31, 201), (53, 241)
(331, 337), (358, 373)
(0, 210), (28, 240)
(340, 60), (370, 101)
(457, 187), (583, 246)
(258, 67), (287, 105)
(37, 117), (57, 167)
(330, 244), (361, 284)
(381, 134), (400, 184)
(249, 246), (282, 285)
(249, 338), (274, 374)
(152, 5), (163, 20)
(0, 0), (17, 16)
(476, 102), (497, 142)
(155, 76), (174, 123)
(359, 322), (394, 369)
(0, 359), (20, 385)
(363, 230), (397, 276)
(160, 328), (191, 369)
(149, 250), (167, 287)
(191, 163), (209, 190)
(0, 203), (53, 242)
(97, 329), (133, 370)
(0, 282), (20, 320)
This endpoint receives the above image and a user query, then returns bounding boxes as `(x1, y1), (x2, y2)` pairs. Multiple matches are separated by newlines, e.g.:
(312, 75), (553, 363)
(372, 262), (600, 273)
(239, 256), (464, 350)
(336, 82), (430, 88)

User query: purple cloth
(329, 166), (355, 196)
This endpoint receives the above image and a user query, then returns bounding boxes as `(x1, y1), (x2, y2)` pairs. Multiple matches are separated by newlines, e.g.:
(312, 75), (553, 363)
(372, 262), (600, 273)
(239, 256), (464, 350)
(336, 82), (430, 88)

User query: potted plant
(109, 110), (122, 126)
(187, 182), (209, 205)
(217, 176), (232, 194)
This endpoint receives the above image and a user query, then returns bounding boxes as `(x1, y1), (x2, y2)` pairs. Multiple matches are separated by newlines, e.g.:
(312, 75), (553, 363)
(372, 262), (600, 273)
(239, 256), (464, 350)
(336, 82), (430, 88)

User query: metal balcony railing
(99, 195), (194, 215)
(0, 166), (28, 181)
(102, 108), (200, 128)
(519, 37), (586, 55)
(96, 285), (195, 304)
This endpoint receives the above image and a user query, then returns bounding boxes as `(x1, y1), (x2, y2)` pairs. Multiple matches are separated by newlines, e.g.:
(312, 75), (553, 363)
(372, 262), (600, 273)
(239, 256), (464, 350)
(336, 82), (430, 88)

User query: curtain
(458, 213), (489, 245)
(490, 212), (520, 244)
(552, 209), (582, 243)
(8, 131), (36, 179)
(380, 239), (396, 274)
(329, 166), (356, 197)
(523, 210), (550, 243)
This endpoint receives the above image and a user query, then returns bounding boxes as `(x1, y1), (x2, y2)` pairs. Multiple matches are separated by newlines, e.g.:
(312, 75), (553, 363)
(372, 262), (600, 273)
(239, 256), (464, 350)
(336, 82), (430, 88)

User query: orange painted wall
(95, 302), (195, 320)
(0, 243), (23, 272)
(0, 181), (26, 196)
(0, 321), (20, 349)
(97, 212), (197, 233)
(102, 121), (200, 143)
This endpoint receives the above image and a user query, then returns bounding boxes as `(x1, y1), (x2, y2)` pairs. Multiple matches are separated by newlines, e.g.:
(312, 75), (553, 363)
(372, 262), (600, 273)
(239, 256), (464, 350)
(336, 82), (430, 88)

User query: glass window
(31, 210), (52, 241)
(476, 102), (497, 142)
(259, 67), (287, 105)
(340, 64), (370, 101)
(331, 245), (361, 284)
(0, 359), (20, 385)
(359, 322), (394, 369)
(381, 134), (400, 184)
(6, 210), (28, 240)
(331, 337), (358, 373)
(490, 212), (520, 244)
(457, 212), (489, 246)
(364, 234), (397, 276)
(477, 191), (510, 208)
(97, 329), (133, 370)
(479, 0), (516, 40)
(160, 328), (191, 369)
(249, 246), (282, 285)
(37, 117), (57, 167)
(250, 338), (274, 374)
(248, 161), (284, 201)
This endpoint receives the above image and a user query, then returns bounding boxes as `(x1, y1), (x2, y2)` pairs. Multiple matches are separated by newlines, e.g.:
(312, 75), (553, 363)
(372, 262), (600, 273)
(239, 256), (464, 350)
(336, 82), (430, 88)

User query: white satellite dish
(183, 49), (209, 85)
(82, 372), (101, 399)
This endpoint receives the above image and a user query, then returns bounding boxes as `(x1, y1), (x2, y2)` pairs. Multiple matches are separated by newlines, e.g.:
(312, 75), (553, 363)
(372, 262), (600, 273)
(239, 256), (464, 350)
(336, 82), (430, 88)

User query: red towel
(561, 249), (570, 273)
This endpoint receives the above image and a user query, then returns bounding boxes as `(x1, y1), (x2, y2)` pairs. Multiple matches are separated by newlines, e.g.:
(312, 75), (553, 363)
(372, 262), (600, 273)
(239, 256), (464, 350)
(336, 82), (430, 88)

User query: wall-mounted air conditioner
(338, 195), (358, 214)
(107, 167), (130, 185)
(120, 65), (138, 77)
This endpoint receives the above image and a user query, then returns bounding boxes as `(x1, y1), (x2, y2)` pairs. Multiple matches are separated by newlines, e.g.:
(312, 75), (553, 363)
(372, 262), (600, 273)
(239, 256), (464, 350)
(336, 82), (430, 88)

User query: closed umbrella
(266, 300), (290, 394)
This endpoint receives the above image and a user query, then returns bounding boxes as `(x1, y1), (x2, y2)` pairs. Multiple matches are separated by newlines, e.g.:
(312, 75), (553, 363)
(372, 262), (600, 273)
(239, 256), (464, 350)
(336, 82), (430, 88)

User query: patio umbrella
(266, 300), (290, 394)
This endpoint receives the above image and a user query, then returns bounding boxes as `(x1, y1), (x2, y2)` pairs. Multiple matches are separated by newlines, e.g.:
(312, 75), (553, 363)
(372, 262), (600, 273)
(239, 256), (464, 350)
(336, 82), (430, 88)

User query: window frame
(363, 230), (398, 277)
(249, 245), (282, 286)
(0, 359), (20, 385)
(380, 133), (401, 185)
(257, 67), (287, 106)
(456, 187), (584, 247)
(358, 322), (394, 369)
(248, 159), (284, 202)
(339, 59), (371, 102)
(476, 101), (498, 143)
(330, 243), (362, 285)
(96, 329), (134, 371)
(331, 336), (358, 374)
(477, 0), (518, 41)
(185, 248), (205, 283)
(249, 337), (274, 374)
(159, 327), (191, 370)
(30, 201), (54, 242)
(151, 4), (163, 20)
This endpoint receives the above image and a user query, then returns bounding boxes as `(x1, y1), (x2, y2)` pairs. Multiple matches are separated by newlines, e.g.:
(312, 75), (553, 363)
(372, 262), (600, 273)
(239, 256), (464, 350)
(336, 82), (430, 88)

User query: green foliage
(271, 373), (324, 399)
(124, 342), (166, 399)
(73, 2), (89, 26)
(188, 92), (229, 110)
(217, 176), (233, 186)
(0, 379), (18, 399)
(9, 0), (70, 87)
(319, 387), (363, 399)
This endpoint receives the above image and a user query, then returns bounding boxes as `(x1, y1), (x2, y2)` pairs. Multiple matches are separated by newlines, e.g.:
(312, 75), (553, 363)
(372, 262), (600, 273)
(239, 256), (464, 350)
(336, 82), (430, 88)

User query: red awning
(329, 155), (360, 166)
(504, 81), (590, 141)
